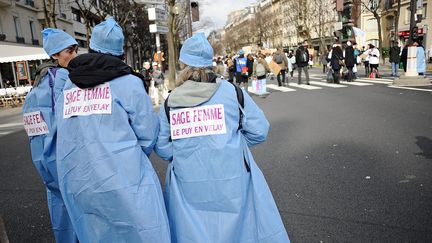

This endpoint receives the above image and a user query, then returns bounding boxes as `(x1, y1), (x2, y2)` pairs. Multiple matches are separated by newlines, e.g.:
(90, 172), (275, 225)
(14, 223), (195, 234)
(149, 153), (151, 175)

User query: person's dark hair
(89, 48), (125, 60)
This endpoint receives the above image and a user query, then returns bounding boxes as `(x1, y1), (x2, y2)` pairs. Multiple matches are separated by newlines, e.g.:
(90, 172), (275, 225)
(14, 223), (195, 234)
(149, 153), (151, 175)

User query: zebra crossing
(249, 75), (431, 94)
(0, 122), (23, 138)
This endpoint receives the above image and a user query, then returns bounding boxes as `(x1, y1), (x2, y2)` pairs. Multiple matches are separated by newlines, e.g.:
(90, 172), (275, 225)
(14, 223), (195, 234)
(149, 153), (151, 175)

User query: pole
(11, 62), (17, 87)
(0, 69), (3, 89)
(25, 61), (31, 86)
(156, 33), (162, 69)
(408, 0), (417, 45)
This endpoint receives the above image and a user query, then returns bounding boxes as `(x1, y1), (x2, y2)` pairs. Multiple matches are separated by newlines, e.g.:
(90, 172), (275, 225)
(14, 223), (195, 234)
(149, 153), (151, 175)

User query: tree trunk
(394, 0), (401, 42)
(375, 14), (384, 64)
(42, 0), (52, 27)
(408, 0), (416, 45)
(167, 0), (177, 90)
(49, 0), (57, 28)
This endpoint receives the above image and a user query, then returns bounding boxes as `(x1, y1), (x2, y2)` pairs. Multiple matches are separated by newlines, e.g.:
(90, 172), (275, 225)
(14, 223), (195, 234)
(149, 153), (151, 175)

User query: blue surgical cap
(42, 28), (78, 57)
(239, 49), (244, 55)
(179, 33), (213, 68)
(90, 16), (124, 56)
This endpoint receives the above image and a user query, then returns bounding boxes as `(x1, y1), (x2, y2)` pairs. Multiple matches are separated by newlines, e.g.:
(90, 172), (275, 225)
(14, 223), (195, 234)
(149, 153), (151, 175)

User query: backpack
(47, 67), (59, 112)
(164, 82), (244, 141)
(275, 54), (284, 64)
(256, 63), (266, 77)
(299, 50), (308, 63)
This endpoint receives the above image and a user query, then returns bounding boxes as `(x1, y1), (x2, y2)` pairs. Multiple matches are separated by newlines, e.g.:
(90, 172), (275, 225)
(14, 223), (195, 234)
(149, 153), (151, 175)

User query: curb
(0, 216), (9, 243)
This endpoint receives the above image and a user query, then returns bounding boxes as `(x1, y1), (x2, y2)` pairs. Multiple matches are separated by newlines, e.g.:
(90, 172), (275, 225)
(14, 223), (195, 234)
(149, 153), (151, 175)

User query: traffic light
(191, 1), (199, 22)
(341, 0), (354, 41)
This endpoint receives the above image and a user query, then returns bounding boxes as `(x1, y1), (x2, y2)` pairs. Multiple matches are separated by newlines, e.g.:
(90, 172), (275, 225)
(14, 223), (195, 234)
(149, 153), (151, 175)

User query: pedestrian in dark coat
(400, 45), (408, 73)
(330, 44), (344, 84)
(344, 41), (355, 82)
(389, 41), (401, 77)
(295, 40), (310, 85)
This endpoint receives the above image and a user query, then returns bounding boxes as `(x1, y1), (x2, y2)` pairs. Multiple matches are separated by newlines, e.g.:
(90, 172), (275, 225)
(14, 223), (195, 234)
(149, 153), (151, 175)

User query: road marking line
(340, 81), (374, 86)
(0, 122), (24, 128)
(287, 83), (322, 90)
(355, 79), (393, 84)
(266, 84), (296, 92)
(309, 81), (347, 88)
(0, 131), (14, 136)
(388, 85), (432, 92)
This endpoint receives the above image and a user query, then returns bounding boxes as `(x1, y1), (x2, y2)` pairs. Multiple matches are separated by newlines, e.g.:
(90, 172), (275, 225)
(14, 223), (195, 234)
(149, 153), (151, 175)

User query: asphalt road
(0, 68), (431, 242)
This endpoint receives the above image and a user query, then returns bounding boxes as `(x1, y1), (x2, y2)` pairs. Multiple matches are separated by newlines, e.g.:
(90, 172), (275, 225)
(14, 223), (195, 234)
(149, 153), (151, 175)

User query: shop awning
(0, 44), (49, 63)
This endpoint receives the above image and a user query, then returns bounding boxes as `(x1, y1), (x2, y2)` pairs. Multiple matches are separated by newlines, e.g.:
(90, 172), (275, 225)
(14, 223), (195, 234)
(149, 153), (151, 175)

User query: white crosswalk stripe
(287, 83), (322, 90)
(309, 81), (347, 88)
(355, 78), (393, 84)
(340, 81), (374, 86)
(266, 84), (296, 92)
(388, 85), (432, 92)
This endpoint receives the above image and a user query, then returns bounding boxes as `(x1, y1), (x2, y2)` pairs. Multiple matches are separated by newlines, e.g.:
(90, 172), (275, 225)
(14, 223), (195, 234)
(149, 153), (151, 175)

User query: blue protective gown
(417, 46), (426, 74)
(22, 68), (78, 243)
(55, 75), (171, 243)
(156, 80), (290, 243)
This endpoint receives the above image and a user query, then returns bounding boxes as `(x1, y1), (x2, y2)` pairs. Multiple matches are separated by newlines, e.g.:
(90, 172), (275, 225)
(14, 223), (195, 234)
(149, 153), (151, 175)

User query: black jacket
(344, 46), (355, 67)
(389, 46), (401, 63)
(330, 46), (344, 70)
(68, 53), (149, 92)
(295, 46), (309, 67)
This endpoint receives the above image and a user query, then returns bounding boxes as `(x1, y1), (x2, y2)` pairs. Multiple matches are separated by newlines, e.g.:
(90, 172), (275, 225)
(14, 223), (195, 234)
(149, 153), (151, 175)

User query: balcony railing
(25, 0), (34, 7)
(16, 36), (25, 43)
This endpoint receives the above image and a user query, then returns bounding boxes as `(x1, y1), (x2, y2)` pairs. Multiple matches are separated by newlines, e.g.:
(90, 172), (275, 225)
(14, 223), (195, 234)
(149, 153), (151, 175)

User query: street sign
(149, 23), (169, 34)
(135, 0), (164, 5)
(148, 7), (167, 21)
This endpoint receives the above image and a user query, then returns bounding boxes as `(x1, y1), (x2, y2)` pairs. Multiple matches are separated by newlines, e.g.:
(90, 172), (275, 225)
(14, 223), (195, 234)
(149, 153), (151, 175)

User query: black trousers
(332, 69), (340, 83)
(364, 61), (370, 76)
(277, 69), (286, 86)
(347, 66), (354, 82)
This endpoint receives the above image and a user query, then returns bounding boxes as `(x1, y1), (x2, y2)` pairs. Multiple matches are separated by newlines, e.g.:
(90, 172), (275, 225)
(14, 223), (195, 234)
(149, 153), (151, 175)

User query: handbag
(326, 69), (334, 83)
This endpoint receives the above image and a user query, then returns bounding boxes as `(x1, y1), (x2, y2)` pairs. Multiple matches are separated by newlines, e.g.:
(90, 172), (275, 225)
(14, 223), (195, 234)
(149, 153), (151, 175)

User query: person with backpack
(233, 49), (251, 88)
(329, 43), (344, 84)
(55, 17), (171, 242)
(273, 48), (289, 86)
(295, 40), (310, 85)
(22, 28), (78, 243)
(253, 54), (270, 80)
(156, 33), (290, 243)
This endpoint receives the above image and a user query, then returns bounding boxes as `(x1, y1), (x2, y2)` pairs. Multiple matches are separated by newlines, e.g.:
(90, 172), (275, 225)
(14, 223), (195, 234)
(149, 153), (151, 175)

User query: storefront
(0, 44), (49, 88)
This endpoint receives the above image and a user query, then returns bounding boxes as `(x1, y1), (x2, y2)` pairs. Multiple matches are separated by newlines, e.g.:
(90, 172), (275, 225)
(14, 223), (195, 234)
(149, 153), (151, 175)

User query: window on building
(29, 21), (35, 40)
(365, 18), (378, 32)
(0, 17), (3, 34)
(423, 4), (427, 19)
(13, 16), (22, 37)
(72, 8), (81, 22)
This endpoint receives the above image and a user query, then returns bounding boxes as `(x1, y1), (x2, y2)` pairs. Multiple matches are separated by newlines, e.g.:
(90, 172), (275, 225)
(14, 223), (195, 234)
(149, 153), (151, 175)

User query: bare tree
(360, 0), (384, 61)
(42, 0), (57, 27)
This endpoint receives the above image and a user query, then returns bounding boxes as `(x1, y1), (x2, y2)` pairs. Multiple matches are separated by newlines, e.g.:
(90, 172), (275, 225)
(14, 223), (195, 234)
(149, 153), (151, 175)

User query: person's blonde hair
(176, 65), (214, 87)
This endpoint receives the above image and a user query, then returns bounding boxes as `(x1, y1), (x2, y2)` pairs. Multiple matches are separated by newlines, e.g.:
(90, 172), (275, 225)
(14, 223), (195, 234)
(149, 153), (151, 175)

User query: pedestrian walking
(55, 17), (171, 243)
(330, 43), (344, 84)
(234, 50), (251, 88)
(247, 53), (255, 81)
(295, 40), (310, 85)
(401, 44), (408, 72)
(22, 28), (79, 243)
(321, 48), (329, 74)
(287, 50), (296, 82)
(215, 56), (225, 77)
(416, 41), (427, 77)
(353, 43), (360, 79)
(368, 44), (380, 78)
(140, 61), (153, 91)
(156, 32), (290, 243)
(344, 41), (356, 82)
(361, 46), (370, 77)
(226, 55), (235, 83)
(389, 41), (401, 77)
(273, 48), (288, 86)
(253, 53), (270, 80)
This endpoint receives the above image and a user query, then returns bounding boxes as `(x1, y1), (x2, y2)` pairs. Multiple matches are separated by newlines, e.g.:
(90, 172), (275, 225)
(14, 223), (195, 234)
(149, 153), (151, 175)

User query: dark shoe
(307, 82), (310, 85)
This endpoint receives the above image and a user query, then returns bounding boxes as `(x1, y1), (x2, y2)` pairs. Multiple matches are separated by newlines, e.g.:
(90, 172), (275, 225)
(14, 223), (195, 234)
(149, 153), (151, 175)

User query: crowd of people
(23, 16), (290, 243)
